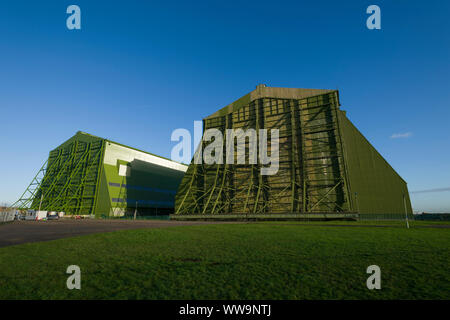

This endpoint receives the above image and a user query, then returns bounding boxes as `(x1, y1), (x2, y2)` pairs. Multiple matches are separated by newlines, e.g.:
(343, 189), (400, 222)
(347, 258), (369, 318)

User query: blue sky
(0, 0), (449, 212)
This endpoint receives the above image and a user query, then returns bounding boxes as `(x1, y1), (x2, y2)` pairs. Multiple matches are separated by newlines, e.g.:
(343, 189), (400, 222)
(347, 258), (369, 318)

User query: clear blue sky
(0, 1), (449, 212)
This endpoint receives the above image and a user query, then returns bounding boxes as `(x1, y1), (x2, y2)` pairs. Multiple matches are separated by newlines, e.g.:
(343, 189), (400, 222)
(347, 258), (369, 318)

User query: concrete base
(170, 213), (359, 221)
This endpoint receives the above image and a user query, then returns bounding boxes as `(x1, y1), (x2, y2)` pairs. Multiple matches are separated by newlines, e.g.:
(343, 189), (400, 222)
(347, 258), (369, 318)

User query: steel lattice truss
(175, 92), (352, 215)
(13, 140), (104, 215)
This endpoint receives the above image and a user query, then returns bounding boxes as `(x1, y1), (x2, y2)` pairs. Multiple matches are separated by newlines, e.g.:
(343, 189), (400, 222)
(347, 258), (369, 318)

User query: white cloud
(410, 187), (450, 194)
(390, 132), (412, 139)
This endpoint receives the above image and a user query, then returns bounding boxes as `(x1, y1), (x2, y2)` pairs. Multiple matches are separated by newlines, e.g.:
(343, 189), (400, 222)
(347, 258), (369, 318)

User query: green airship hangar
(14, 85), (413, 220)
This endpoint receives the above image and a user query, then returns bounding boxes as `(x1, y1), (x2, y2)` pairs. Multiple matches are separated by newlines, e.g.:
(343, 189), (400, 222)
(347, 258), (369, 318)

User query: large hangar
(174, 85), (412, 219)
(15, 132), (188, 217)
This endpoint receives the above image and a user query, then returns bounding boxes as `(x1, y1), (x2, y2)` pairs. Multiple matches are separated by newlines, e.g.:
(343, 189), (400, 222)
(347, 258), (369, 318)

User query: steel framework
(13, 139), (104, 215)
(175, 91), (352, 215)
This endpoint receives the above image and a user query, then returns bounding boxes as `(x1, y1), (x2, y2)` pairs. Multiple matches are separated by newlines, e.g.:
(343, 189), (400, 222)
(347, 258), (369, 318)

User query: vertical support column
(212, 114), (231, 214)
(244, 102), (255, 213)
(253, 99), (266, 214)
(252, 100), (260, 213)
(298, 99), (308, 213)
(333, 91), (353, 212)
(290, 100), (298, 212)
(226, 113), (234, 213)
(78, 143), (92, 215)
(403, 194), (410, 229)
(92, 140), (106, 216)
(197, 119), (207, 213)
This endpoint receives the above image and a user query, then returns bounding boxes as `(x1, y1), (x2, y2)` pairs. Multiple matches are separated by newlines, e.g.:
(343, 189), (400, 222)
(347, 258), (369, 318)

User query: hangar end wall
(338, 111), (413, 215)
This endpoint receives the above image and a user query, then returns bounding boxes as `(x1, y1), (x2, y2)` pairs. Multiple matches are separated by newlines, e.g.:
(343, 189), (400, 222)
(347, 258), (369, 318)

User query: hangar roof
(205, 85), (336, 119)
(51, 131), (187, 168)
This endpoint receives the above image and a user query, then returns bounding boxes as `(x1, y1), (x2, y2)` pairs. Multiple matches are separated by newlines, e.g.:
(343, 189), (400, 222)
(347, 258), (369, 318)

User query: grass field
(0, 221), (449, 299)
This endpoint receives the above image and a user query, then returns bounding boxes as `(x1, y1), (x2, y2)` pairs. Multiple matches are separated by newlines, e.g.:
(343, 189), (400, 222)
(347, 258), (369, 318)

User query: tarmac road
(0, 219), (224, 248)
(1, 219), (447, 248)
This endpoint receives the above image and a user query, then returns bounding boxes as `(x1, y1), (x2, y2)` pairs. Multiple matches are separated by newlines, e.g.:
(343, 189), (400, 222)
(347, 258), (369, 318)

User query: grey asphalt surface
(0, 219), (224, 248)
(1, 219), (447, 249)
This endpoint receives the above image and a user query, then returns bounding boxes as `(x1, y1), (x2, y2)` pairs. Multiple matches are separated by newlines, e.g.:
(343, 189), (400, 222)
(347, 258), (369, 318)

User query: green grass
(0, 222), (449, 299)
(255, 220), (450, 226)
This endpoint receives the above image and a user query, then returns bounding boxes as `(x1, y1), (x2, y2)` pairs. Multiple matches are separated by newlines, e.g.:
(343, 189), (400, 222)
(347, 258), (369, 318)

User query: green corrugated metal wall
(338, 111), (412, 215)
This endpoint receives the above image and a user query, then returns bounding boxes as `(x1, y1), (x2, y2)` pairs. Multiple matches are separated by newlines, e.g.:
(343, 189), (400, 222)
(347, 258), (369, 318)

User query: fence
(414, 213), (450, 221)
(0, 210), (15, 223)
(99, 213), (170, 220)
